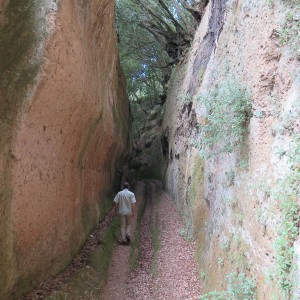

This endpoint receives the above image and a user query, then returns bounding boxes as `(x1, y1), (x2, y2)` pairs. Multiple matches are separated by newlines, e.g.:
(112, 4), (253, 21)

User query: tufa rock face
(131, 103), (163, 180)
(162, 0), (300, 297)
(0, 0), (130, 298)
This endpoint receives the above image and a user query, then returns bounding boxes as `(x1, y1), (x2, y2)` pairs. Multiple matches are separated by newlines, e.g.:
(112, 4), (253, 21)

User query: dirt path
(22, 180), (202, 299)
(102, 180), (202, 300)
(152, 190), (201, 299)
(101, 181), (147, 299)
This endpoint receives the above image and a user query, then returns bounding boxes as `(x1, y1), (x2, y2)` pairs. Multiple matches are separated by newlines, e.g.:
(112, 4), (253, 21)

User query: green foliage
(279, 6), (300, 58)
(199, 270), (206, 280)
(237, 159), (249, 171)
(226, 272), (256, 299)
(115, 0), (204, 106)
(283, 0), (300, 5)
(273, 136), (300, 297)
(220, 236), (231, 252)
(195, 77), (252, 157)
(200, 272), (256, 300)
(256, 207), (268, 225)
(236, 252), (251, 271)
(116, 0), (170, 101)
(116, 0), (197, 102)
(131, 100), (148, 139)
(218, 257), (225, 268)
(252, 179), (272, 199)
(200, 290), (227, 300)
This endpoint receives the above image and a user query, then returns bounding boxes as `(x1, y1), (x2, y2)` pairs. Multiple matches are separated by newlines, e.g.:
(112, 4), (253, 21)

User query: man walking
(113, 182), (136, 245)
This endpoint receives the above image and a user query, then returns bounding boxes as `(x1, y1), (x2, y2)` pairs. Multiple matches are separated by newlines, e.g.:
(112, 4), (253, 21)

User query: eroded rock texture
(163, 0), (300, 298)
(130, 103), (164, 180)
(0, 1), (130, 298)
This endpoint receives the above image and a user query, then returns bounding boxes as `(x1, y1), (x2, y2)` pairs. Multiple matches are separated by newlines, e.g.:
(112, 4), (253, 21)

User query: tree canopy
(115, 0), (205, 102)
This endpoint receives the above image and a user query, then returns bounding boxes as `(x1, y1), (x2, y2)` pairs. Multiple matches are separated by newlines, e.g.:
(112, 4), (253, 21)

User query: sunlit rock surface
(162, 0), (300, 297)
(0, 1), (130, 298)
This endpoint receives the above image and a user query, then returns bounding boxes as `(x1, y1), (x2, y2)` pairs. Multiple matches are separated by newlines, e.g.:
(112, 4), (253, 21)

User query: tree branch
(157, 0), (185, 31)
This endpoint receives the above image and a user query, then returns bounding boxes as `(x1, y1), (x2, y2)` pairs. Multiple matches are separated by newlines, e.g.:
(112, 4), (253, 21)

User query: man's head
(123, 182), (130, 189)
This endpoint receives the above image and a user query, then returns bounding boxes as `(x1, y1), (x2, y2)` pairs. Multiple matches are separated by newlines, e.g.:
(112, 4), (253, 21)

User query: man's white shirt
(113, 188), (136, 215)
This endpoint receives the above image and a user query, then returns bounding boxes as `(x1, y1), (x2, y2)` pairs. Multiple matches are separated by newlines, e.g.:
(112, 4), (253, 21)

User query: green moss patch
(0, 0), (48, 131)
(44, 217), (120, 299)
(129, 194), (146, 270)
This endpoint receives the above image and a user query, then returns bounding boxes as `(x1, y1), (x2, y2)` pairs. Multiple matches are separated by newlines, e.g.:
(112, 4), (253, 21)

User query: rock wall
(162, 0), (300, 298)
(0, 1), (130, 298)
(130, 102), (164, 180)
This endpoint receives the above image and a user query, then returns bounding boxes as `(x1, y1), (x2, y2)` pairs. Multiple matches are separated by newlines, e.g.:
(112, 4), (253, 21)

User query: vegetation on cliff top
(116, 0), (205, 102)
(116, 0), (205, 174)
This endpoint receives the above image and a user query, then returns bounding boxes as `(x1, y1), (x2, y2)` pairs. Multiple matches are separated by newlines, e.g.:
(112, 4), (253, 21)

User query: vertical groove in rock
(188, 0), (226, 95)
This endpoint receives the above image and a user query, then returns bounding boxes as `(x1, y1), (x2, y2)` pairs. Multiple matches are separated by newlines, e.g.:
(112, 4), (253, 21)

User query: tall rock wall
(163, 0), (300, 298)
(0, 1), (130, 298)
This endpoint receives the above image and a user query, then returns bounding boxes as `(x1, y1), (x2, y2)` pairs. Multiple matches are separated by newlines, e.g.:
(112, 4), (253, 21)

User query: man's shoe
(126, 235), (131, 243)
(121, 240), (128, 245)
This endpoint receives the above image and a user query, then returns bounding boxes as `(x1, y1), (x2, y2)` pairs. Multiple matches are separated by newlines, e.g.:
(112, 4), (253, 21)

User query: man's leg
(120, 215), (126, 242)
(125, 215), (132, 241)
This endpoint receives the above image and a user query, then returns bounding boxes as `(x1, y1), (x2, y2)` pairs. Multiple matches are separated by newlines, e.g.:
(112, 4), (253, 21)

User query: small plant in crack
(220, 236), (231, 252)
(218, 257), (225, 269)
(199, 272), (256, 299)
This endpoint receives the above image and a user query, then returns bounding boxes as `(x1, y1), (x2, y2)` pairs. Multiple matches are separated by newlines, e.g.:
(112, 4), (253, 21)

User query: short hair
(123, 182), (130, 189)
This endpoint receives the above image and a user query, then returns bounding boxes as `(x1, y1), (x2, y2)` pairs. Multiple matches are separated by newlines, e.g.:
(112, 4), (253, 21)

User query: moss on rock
(0, 1), (51, 297)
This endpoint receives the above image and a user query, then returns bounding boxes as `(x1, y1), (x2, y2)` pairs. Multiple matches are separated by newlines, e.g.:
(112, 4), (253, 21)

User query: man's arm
(131, 202), (136, 217)
(131, 192), (136, 217)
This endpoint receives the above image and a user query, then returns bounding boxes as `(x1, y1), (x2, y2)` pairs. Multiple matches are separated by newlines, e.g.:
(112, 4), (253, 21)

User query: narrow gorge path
(102, 180), (202, 300)
(22, 180), (202, 299)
